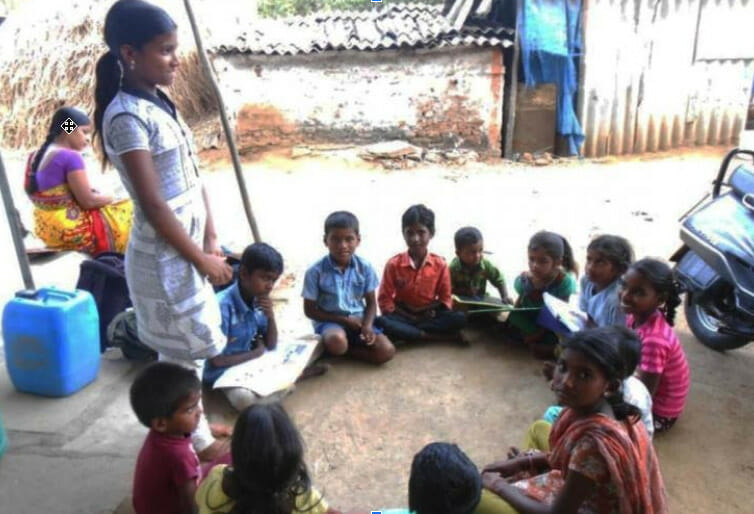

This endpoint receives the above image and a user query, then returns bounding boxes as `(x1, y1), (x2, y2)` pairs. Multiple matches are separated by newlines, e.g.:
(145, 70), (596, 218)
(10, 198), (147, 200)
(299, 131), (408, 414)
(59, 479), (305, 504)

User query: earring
(130, 61), (136, 71)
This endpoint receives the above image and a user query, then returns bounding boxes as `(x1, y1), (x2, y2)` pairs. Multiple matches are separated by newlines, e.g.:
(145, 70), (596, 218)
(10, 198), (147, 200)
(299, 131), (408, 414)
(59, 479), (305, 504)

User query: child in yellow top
(195, 403), (340, 514)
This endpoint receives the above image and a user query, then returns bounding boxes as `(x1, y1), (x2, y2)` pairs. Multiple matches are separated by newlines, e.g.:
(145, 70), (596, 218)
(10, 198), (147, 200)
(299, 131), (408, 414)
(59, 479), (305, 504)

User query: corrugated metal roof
(208, 4), (513, 56)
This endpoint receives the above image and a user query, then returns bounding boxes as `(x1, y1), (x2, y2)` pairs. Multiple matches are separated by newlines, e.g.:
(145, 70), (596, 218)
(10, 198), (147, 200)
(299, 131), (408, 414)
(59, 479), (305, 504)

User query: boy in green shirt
(450, 227), (512, 305)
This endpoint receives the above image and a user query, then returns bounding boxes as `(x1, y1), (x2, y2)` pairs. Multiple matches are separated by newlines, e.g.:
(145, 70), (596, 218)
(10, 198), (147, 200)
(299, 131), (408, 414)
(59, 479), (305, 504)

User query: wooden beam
(182, 0), (261, 243)
(0, 151), (34, 290)
(503, 0), (522, 158)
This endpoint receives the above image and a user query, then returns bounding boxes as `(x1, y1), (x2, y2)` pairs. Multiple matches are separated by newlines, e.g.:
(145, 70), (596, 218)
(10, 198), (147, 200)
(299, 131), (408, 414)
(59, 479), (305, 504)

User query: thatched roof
(0, 0), (227, 150)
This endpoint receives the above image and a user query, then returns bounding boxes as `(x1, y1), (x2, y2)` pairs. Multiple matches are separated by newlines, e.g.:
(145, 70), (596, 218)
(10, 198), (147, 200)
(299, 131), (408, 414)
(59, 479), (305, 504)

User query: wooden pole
(503, 0), (522, 158)
(182, 0), (261, 243)
(0, 150), (35, 290)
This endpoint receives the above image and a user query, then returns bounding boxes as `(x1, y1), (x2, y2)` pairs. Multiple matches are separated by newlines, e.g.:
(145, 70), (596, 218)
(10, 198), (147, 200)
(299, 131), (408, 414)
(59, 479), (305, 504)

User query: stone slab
(0, 351), (137, 434)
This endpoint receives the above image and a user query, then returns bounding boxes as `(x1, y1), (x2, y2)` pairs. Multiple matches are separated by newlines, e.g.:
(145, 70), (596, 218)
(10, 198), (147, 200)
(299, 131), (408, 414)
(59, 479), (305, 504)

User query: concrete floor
(1, 148), (753, 513)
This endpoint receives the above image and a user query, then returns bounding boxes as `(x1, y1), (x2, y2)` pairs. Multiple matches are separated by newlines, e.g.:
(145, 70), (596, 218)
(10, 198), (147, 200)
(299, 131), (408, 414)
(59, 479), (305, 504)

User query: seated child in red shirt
(376, 204), (466, 343)
(130, 363), (205, 514)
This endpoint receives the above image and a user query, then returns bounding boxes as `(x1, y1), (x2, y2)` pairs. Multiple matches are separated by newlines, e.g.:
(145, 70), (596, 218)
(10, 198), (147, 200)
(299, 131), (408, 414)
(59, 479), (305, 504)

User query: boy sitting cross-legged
(204, 242), (327, 411)
(130, 362), (205, 514)
(450, 226), (512, 304)
(376, 204), (466, 343)
(303, 211), (396, 364)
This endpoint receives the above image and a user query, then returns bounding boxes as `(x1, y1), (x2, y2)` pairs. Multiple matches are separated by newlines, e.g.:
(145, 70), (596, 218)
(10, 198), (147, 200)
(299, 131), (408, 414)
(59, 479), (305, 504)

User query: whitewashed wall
(212, 46), (505, 154)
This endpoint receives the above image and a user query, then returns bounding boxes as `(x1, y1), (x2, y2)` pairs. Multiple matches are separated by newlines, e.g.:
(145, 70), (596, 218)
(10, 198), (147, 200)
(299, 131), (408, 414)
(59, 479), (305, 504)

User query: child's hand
(501, 296), (514, 305)
(199, 254), (233, 285)
(257, 296), (274, 318)
(344, 316), (363, 332)
(209, 423), (233, 438)
(483, 458), (523, 479)
(360, 324), (376, 345)
(542, 361), (556, 381)
(481, 471), (508, 491)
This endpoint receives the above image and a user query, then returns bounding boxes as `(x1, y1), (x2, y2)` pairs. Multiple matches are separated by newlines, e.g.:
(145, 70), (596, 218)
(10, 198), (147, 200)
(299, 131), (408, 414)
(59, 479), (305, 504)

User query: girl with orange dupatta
(477, 327), (667, 514)
(25, 106), (132, 255)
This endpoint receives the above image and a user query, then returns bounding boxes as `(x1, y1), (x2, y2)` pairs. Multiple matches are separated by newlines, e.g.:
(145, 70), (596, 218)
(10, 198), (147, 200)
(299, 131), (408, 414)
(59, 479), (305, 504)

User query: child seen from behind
(195, 403), (340, 514)
(377, 204), (466, 343)
(303, 211), (396, 364)
(621, 258), (690, 433)
(379, 442), (483, 514)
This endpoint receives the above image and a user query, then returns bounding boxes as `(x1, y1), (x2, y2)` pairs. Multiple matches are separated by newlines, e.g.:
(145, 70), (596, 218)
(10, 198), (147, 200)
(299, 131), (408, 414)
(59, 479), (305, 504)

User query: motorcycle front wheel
(685, 300), (750, 351)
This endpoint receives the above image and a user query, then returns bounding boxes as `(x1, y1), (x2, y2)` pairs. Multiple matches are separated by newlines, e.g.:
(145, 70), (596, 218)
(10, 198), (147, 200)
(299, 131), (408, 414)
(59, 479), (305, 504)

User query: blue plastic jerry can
(2, 288), (100, 397)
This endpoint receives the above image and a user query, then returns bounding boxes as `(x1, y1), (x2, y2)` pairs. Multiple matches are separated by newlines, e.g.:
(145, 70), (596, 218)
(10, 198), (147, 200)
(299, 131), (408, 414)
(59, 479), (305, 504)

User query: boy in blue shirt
(303, 211), (396, 364)
(204, 243), (325, 411)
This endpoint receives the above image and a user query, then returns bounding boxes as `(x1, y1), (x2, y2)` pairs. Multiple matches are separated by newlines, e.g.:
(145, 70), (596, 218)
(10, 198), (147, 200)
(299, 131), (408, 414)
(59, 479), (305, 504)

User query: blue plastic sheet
(520, 0), (584, 155)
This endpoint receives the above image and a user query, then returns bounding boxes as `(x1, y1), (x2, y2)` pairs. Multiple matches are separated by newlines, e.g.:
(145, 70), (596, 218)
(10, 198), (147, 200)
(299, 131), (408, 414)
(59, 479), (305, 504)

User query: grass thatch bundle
(0, 0), (222, 151)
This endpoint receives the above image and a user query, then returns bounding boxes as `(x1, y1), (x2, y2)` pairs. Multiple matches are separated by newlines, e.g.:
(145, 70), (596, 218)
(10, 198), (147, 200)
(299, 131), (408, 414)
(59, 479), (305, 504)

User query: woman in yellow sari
(25, 106), (132, 255)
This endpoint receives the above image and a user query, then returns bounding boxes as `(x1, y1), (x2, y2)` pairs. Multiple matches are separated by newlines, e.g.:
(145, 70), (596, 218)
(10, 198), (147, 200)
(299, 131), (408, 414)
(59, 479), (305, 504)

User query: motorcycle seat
(684, 193), (754, 267)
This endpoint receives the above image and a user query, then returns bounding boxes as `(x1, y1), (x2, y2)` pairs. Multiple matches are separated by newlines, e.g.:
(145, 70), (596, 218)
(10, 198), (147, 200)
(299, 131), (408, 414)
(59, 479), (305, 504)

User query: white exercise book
(541, 292), (589, 334)
(212, 340), (318, 396)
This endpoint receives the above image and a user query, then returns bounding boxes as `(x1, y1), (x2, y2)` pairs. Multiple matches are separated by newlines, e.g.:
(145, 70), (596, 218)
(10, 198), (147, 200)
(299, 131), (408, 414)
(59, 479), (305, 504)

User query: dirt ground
(1, 146), (753, 513)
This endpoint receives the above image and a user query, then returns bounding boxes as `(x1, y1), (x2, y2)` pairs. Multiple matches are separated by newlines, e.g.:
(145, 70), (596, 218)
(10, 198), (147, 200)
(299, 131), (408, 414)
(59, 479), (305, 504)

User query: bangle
(527, 455), (535, 474)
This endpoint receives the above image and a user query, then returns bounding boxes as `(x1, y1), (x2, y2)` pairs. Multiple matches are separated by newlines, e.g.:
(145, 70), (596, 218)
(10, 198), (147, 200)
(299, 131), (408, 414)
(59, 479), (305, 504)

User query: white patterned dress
(103, 89), (223, 362)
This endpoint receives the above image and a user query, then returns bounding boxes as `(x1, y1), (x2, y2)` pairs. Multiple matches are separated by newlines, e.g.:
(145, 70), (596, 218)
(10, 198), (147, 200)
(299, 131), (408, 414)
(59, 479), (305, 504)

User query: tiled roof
(208, 4), (513, 56)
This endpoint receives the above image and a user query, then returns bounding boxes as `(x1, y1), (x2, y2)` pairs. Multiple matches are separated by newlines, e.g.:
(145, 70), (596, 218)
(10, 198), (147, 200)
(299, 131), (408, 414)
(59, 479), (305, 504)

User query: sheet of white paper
(543, 292), (588, 333)
(212, 340), (318, 396)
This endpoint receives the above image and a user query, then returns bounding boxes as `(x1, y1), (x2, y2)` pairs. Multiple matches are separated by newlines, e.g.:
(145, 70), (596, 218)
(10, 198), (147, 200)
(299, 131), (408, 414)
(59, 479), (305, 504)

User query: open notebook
(212, 339), (318, 396)
(537, 292), (589, 335)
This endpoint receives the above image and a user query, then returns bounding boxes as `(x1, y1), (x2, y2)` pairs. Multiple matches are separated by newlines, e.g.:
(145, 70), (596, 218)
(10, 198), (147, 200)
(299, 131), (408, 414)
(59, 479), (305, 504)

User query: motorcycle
(671, 148), (754, 351)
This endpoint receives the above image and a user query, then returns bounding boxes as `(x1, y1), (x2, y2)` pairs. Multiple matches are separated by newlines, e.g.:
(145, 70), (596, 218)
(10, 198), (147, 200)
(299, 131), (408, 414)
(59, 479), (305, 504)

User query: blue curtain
(520, 0), (584, 155)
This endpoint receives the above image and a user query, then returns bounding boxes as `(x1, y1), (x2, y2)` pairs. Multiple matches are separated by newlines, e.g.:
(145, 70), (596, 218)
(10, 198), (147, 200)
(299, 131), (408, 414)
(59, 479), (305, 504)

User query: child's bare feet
(298, 363), (330, 381)
(457, 329), (472, 346)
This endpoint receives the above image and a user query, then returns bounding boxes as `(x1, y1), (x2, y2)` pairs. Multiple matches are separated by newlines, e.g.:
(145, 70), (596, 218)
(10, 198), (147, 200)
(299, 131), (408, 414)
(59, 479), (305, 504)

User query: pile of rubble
(515, 151), (556, 166)
(357, 140), (480, 169)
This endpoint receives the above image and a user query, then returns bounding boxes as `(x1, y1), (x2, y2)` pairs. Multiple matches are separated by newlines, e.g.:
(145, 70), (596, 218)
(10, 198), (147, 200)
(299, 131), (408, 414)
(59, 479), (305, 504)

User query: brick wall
(212, 46), (505, 155)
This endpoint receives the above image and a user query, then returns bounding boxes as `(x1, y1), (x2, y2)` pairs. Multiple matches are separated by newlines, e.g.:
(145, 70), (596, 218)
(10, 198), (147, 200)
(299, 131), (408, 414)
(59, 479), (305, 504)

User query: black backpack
(107, 309), (157, 361)
(75, 252), (132, 352)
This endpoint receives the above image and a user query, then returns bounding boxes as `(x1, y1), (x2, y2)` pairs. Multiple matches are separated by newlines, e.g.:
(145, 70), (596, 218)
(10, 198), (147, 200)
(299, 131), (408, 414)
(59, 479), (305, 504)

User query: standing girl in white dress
(93, 0), (233, 460)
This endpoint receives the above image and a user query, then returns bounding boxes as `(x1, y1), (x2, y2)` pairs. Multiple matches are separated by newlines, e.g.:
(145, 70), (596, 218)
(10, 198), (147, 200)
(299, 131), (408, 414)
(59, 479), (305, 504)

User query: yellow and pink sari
(25, 152), (132, 255)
